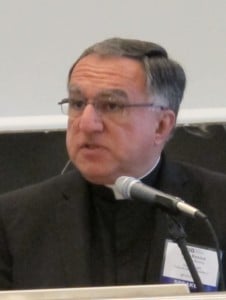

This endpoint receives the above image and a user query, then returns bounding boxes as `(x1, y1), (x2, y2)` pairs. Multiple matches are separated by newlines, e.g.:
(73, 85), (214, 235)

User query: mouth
(77, 143), (107, 160)
(81, 143), (101, 149)
(78, 142), (107, 154)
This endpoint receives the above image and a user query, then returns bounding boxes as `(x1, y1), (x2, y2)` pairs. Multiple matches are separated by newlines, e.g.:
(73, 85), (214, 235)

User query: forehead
(68, 54), (147, 96)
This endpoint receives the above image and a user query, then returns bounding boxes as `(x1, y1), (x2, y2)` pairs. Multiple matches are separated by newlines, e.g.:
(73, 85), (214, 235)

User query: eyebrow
(68, 85), (83, 95)
(68, 86), (129, 100)
(98, 89), (128, 99)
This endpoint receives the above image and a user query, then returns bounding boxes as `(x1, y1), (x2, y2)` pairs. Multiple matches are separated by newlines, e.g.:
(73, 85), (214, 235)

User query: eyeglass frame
(58, 97), (169, 119)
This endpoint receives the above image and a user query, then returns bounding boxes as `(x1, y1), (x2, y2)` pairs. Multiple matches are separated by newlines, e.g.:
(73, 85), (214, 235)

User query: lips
(80, 143), (101, 149)
(77, 141), (108, 155)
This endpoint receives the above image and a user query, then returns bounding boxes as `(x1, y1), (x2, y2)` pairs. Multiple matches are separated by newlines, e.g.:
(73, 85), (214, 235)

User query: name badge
(160, 239), (220, 292)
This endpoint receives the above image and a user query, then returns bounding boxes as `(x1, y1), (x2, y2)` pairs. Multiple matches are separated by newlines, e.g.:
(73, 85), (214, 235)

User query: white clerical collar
(107, 156), (161, 199)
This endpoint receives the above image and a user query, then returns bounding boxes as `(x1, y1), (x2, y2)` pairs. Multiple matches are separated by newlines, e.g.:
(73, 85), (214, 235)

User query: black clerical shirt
(89, 161), (168, 286)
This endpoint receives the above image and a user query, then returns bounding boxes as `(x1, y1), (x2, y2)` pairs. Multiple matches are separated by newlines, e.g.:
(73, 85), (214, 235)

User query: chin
(75, 159), (117, 185)
(80, 170), (115, 185)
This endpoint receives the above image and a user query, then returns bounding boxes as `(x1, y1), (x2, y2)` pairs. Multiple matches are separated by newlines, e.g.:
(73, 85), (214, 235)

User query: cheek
(66, 120), (77, 155)
(116, 121), (153, 155)
(66, 132), (72, 158)
(131, 117), (157, 149)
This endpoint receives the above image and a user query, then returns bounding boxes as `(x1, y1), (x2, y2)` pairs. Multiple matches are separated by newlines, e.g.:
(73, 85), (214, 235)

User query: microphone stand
(167, 215), (204, 292)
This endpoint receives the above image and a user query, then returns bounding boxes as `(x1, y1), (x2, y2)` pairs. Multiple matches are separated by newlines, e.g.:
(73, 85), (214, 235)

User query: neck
(108, 156), (161, 199)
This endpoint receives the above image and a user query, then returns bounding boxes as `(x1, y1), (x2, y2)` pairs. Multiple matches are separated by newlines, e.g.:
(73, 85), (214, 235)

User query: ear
(154, 110), (176, 145)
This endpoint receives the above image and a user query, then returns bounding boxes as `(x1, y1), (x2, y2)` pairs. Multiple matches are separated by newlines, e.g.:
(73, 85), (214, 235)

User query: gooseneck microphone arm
(115, 176), (225, 291)
(115, 176), (205, 291)
(167, 216), (204, 292)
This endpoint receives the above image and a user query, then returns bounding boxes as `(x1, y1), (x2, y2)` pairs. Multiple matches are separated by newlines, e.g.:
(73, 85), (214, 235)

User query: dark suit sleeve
(0, 207), (12, 290)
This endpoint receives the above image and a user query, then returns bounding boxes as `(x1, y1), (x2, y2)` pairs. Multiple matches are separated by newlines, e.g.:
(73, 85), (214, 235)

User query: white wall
(0, 0), (226, 121)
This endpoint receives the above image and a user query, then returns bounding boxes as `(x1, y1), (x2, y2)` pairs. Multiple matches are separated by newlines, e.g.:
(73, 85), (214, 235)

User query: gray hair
(68, 37), (186, 116)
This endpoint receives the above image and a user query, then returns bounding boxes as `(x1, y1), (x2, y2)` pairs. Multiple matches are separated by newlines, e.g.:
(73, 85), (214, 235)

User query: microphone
(115, 176), (207, 219)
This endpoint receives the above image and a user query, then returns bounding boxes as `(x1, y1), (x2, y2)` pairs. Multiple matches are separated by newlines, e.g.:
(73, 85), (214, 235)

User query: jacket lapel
(55, 171), (92, 286)
(145, 157), (197, 282)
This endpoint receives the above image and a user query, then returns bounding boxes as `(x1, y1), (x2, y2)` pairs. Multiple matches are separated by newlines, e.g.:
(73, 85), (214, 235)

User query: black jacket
(0, 158), (226, 290)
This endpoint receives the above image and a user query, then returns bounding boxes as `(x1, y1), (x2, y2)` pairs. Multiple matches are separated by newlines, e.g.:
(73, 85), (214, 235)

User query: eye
(69, 99), (86, 111)
(103, 101), (123, 113)
(98, 96), (125, 113)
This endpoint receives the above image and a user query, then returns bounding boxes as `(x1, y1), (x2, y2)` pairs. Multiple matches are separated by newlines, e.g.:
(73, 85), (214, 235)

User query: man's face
(66, 54), (174, 184)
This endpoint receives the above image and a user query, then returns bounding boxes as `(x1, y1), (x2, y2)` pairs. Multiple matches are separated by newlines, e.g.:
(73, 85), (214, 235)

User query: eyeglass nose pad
(85, 102), (103, 117)
(78, 107), (104, 132)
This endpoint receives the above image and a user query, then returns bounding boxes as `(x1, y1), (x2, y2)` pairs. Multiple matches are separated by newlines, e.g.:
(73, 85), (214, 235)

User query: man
(0, 37), (226, 291)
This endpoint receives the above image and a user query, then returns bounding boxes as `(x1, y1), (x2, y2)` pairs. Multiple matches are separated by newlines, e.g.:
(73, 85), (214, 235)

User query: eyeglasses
(58, 97), (168, 121)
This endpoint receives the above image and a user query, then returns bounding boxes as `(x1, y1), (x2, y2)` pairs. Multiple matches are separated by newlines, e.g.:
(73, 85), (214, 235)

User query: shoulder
(0, 168), (86, 210)
(173, 160), (226, 184)
(163, 159), (226, 214)
(158, 157), (226, 209)
(161, 158), (226, 240)
(163, 157), (226, 186)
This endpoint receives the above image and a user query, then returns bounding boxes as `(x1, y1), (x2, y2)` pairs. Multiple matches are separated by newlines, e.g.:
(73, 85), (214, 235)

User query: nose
(78, 104), (104, 133)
